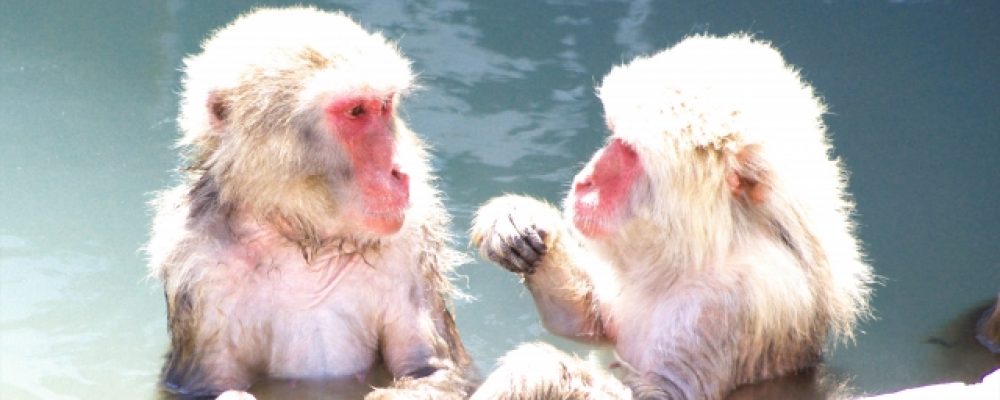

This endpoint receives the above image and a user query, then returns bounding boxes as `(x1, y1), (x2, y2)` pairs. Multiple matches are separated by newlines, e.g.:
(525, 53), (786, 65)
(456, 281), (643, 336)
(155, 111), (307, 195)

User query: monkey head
(568, 34), (838, 266)
(178, 7), (415, 236)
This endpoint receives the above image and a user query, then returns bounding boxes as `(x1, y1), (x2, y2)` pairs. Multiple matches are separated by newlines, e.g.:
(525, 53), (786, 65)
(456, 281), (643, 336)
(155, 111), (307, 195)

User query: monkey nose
(390, 165), (408, 184)
(574, 178), (594, 193)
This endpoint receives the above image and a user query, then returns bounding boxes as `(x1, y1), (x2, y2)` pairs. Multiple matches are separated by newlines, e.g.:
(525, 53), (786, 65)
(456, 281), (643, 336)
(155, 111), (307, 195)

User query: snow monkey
(145, 7), (475, 398)
(470, 34), (874, 400)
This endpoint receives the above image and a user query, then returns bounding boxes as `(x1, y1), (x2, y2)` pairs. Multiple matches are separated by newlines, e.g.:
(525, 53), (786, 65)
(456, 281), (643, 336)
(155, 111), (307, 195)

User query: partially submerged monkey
(146, 7), (475, 398)
(471, 34), (874, 400)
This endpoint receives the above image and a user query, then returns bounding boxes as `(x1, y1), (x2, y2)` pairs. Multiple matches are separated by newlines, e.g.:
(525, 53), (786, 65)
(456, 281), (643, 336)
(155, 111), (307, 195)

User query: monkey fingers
(485, 246), (534, 275)
(477, 215), (541, 275)
(489, 221), (544, 275)
(477, 227), (521, 273)
(506, 213), (547, 262)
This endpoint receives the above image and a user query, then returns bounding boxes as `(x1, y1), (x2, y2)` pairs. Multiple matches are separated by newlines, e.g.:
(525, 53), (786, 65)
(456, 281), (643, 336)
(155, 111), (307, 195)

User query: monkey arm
(470, 342), (631, 400)
(471, 194), (610, 343)
(524, 236), (611, 343)
(619, 292), (753, 400)
(366, 289), (476, 400)
(160, 282), (259, 397)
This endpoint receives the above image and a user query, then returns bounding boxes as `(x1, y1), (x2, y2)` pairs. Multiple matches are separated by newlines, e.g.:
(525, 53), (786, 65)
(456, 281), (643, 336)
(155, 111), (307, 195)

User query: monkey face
(177, 7), (419, 238)
(568, 138), (643, 239)
(325, 94), (410, 235)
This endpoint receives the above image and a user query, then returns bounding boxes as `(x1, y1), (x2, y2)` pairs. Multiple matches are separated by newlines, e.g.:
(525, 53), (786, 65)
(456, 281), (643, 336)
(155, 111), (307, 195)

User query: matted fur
(146, 7), (473, 398)
(472, 34), (873, 400)
(471, 343), (630, 400)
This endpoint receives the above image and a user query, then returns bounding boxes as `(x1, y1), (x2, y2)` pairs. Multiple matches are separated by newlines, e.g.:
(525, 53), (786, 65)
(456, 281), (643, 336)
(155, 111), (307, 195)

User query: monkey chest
(205, 248), (386, 379)
(260, 303), (380, 379)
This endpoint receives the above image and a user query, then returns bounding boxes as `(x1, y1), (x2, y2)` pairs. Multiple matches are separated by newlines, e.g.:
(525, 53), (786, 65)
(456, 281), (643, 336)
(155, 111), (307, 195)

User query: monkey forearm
(527, 285), (607, 343)
(471, 194), (609, 342)
(524, 242), (609, 343)
(377, 304), (477, 400)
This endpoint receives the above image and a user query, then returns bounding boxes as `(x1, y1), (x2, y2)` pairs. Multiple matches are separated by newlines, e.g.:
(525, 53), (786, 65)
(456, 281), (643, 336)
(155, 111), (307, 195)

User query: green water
(1, 1), (997, 398)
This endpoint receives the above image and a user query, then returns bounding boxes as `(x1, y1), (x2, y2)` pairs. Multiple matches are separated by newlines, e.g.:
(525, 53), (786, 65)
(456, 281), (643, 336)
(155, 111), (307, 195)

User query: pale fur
(471, 342), (631, 400)
(472, 34), (873, 400)
(146, 7), (473, 398)
(596, 34), (871, 342)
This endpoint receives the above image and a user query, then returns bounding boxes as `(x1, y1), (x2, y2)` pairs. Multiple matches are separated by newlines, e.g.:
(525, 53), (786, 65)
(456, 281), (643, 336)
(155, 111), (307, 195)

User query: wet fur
(471, 34), (873, 400)
(146, 7), (475, 398)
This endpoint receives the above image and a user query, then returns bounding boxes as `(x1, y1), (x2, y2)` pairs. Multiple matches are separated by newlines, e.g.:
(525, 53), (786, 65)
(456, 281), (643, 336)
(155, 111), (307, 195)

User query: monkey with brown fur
(146, 7), (475, 398)
(470, 34), (874, 400)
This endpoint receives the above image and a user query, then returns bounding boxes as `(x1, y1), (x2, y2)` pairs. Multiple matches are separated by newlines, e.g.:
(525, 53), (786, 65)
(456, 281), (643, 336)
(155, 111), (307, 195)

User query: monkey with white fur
(471, 34), (874, 400)
(146, 7), (475, 398)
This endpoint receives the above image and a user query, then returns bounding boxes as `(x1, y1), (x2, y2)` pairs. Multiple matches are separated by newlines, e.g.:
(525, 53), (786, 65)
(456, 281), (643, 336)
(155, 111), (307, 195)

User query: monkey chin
(572, 213), (609, 238)
(360, 209), (407, 235)
(568, 189), (631, 239)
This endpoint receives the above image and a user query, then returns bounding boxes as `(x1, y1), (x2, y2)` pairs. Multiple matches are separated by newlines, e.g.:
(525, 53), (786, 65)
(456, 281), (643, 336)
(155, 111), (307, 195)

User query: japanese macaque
(145, 7), (475, 398)
(470, 34), (874, 400)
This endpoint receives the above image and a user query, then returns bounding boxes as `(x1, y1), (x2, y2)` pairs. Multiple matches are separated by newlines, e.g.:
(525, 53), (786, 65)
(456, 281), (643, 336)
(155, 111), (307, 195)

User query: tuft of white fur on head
(178, 6), (414, 147)
(599, 34), (822, 151)
(594, 34), (836, 259)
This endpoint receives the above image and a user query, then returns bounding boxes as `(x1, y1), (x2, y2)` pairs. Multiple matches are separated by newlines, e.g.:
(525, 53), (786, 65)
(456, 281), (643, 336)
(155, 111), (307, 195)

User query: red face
(326, 95), (410, 235)
(571, 138), (642, 238)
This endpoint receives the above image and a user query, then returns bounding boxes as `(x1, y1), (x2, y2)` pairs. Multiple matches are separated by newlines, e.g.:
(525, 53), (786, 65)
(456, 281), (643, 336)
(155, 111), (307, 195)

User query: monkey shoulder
(147, 185), (195, 276)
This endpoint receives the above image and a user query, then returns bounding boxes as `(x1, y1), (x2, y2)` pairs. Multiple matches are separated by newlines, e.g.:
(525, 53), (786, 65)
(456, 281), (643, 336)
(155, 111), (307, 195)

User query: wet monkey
(471, 35), (874, 400)
(146, 7), (475, 398)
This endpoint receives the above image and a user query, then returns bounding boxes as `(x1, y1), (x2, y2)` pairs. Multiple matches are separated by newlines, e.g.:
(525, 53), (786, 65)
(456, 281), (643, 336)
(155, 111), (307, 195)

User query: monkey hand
(365, 386), (465, 400)
(470, 195), (563, 275)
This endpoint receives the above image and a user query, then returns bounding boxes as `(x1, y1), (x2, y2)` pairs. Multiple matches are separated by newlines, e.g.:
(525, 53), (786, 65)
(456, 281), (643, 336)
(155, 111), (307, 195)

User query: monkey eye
(348, 104), (366, 118)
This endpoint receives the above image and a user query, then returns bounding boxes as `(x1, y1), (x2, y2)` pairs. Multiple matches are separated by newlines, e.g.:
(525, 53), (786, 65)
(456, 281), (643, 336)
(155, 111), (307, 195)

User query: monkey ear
(727, 144), (769, 205)
(206, 90), (230, 132)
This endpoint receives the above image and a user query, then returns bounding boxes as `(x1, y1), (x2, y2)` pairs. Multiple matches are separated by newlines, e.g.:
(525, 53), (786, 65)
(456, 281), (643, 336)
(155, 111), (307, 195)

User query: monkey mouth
(571, 181), (630, 239)
(571, 207), (612, 238)
(361, 209), (407, 235)
(355, 165), (409, 235)
(568, 138), (639, 239)
(570, 178), (613, 237)
(359, 192), (409, 235)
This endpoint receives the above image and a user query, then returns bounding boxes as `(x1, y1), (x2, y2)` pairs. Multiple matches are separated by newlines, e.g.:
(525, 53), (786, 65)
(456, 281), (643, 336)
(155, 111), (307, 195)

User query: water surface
(1, 1), (998, 398)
